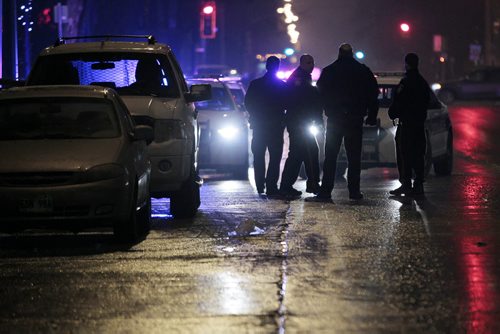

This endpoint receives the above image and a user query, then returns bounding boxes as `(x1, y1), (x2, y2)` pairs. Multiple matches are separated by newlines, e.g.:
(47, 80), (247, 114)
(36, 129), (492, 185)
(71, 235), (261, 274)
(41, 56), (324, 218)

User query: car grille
(0, 205), (90, 219)
(0, 172), (76, 187)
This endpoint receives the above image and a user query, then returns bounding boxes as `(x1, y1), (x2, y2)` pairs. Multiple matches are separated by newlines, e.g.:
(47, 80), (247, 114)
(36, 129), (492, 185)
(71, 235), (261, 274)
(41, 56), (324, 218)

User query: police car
(336, 72), (453, 176)
(187, 77), (250, 179)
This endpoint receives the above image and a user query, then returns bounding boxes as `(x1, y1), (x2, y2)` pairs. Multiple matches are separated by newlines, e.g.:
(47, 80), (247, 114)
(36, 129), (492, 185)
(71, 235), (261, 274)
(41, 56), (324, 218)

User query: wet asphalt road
(1, 103), (500, 333)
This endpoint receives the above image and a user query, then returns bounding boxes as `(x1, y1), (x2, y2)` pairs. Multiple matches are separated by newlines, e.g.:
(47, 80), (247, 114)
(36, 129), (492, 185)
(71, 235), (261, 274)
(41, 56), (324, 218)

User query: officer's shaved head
(266, 56), (280, 73)
(405, 53), (419, 69)
(299, 54), (315, 74)
(338, 43), (353, 58)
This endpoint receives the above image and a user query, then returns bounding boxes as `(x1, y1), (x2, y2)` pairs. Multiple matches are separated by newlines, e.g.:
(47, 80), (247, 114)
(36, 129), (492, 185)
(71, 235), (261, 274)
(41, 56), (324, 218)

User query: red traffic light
(200, 1), (216, 39)
(203, 5), (214, 15)
(400, 23), (410, 33)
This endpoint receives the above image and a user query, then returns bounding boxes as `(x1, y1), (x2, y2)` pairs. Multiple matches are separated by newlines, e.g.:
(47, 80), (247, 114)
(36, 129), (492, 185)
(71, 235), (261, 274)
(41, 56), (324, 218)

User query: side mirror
(132, 125), (154, 145)
(186, 84), (212, 102)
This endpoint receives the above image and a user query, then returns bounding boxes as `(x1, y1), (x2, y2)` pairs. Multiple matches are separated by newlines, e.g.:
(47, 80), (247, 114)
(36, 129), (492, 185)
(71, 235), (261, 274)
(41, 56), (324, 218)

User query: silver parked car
(0, 85), (153, 243)
(26, 35), (211, 218)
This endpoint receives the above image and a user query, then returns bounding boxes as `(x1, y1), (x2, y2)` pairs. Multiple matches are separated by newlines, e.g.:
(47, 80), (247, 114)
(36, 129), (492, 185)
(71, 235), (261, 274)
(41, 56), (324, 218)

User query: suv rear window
(28, 53), (180, 98)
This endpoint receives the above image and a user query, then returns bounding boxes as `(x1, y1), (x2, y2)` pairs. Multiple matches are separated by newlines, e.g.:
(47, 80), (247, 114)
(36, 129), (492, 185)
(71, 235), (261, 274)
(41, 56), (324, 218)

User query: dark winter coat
(285, 67), (323, 127)
(244, 72), (287, 130)
(317, 56), (379, 122)
(388, 68), (430, 126)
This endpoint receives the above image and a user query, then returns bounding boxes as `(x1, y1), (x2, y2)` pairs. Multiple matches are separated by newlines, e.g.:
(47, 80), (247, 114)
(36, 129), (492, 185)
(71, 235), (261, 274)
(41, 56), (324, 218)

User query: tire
(114, 184), (142, 243)
(170, 171), (201, 219)
(434, 131), (453, 176)
(438, 90), (455, 105)
(137, 197), (151, 235)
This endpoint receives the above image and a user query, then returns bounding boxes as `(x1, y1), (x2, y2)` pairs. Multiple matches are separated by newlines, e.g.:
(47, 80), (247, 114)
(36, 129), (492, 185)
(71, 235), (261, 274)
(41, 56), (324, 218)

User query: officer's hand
(365, 116), (377, 126)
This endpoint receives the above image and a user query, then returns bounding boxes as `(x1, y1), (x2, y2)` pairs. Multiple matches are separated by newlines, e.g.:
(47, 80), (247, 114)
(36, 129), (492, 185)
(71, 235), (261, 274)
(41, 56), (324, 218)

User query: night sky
(20, 0), (492, 81)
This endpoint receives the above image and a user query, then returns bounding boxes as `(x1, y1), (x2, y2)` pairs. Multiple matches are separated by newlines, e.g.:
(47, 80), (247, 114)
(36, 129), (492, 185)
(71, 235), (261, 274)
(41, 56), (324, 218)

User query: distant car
(187, 77), (250, 179)
(25, 35), (211, 218)
(336, 72), (454, 176)
(437, 67), (500, 104)
(218, 77), (247, 112)
(0, 85), (154, 243)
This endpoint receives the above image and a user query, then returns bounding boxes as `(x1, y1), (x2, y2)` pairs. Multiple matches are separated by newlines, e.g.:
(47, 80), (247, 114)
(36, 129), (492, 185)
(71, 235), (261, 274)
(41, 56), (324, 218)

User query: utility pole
(2, 0), (19, 79)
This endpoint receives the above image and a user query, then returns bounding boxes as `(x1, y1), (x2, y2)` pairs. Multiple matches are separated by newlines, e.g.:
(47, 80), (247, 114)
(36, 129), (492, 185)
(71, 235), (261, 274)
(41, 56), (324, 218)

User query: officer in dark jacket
(315, 43), (379, 201)
(244, 56), (287, 196)
(388, 53), (430, 196)
(279, 54), (324, 197)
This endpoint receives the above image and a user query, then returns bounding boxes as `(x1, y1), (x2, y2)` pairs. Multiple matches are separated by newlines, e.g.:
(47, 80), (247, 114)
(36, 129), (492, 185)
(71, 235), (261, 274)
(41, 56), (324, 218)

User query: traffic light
(200, 1), (216, 39)
(400, 23), (410, 33)
(37, 7), (52, 25)
(399, 22), (411, 38)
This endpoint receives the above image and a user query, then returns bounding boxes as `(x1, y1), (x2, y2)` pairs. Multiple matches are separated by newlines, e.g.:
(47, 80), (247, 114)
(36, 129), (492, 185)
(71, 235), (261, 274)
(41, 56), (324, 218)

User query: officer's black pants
(395, 125), (426, 186)
(251, 127), (284, 192)
(280, 126), (320, 190)
(320, 119), (363, 195)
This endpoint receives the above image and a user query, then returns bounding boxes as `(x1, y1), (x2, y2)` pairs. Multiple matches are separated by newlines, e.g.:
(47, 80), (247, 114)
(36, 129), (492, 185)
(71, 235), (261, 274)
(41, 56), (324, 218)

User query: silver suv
(26, 35), (211, 218)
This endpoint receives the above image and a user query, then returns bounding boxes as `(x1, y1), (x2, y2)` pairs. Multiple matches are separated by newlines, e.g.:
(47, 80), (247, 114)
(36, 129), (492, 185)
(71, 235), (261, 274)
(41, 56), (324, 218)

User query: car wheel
(170, 167), (201, 219)
(434, 130), (453, 176)
(438, 90), (455, 105)
(136, 197), (151, 235)
(114, 184), (141, 243)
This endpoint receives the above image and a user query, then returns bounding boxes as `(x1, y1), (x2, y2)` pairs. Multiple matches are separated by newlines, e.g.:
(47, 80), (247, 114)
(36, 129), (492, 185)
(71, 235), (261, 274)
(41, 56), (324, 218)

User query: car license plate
(19, 195), (54, 213)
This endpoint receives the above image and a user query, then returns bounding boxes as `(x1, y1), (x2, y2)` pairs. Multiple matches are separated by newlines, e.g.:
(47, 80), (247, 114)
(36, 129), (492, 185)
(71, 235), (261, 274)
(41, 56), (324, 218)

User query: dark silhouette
(315, 43), (379, 201)
(128, 59), (164, 95)
(388, 53), (430, 196)
(279, 54), (323, 197)
(244, 56), (287, 196)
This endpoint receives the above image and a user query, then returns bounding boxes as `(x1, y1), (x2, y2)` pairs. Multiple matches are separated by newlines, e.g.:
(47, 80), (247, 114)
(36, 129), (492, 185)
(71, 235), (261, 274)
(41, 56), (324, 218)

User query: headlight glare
(309, 124), (320, 136)
(217, 126), (239, 139)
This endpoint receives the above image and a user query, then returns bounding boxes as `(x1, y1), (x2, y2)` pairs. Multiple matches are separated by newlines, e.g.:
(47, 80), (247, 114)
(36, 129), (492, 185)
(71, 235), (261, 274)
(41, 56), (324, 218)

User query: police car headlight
(309, 124), (320, 136)
(217, 126), (239, 139)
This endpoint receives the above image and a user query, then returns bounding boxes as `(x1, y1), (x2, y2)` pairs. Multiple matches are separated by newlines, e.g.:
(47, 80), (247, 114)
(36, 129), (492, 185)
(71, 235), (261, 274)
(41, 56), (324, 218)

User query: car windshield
(0, 97), (121, 140)
(192, 86), (235, 111)
(28, 53), (180, 98)
(229, 87), (245, 108)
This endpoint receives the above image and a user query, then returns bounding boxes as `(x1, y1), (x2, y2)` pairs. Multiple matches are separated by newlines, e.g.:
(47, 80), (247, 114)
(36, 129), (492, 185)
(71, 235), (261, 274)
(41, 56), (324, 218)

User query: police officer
(279, 54), (323, 197)
(315, 43), (379, 201)
(244, 56), (287, 196)
(388, 53), (430, 196)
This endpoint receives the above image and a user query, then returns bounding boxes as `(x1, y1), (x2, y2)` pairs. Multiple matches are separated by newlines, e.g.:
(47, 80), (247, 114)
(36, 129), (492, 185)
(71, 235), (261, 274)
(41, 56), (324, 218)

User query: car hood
(0, 138), (124, 173)
(121, 96), (178, 119)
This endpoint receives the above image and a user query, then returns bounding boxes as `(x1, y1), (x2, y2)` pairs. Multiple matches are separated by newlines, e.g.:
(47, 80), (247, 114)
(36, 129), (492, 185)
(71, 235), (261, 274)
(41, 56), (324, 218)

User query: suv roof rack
(54, 35), (157, 47)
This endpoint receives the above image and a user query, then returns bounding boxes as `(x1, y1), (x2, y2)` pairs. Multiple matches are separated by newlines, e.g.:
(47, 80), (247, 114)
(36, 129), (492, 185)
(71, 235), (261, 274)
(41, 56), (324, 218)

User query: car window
(378, 84), (396, 108)
(468, 71), (485, 82)
(0, 97), (120, 140)
(228, 86), (246, 110)
(28, 53), (180, 98)
(192, 86), (235, 111)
